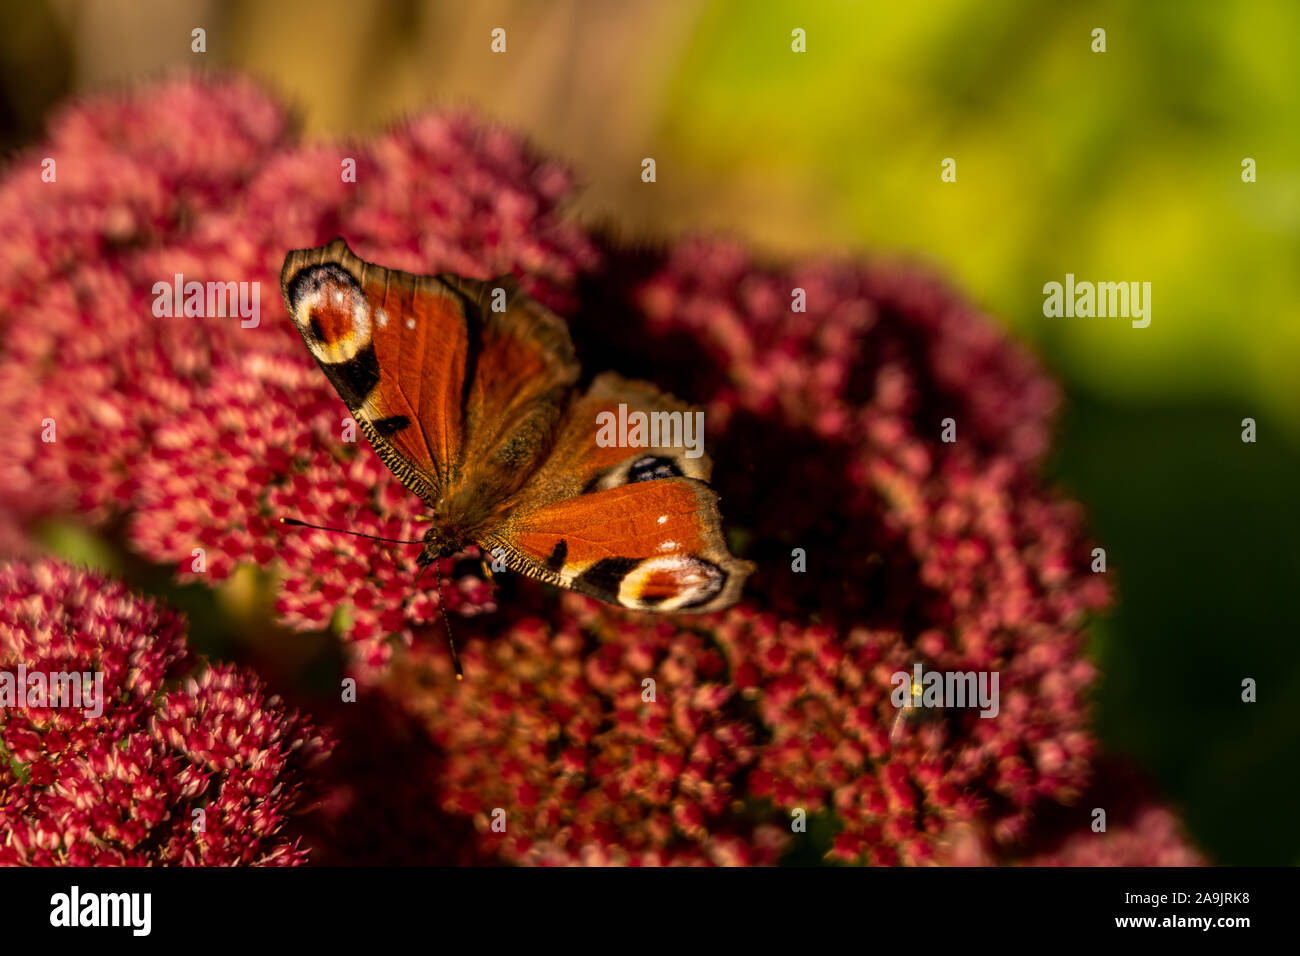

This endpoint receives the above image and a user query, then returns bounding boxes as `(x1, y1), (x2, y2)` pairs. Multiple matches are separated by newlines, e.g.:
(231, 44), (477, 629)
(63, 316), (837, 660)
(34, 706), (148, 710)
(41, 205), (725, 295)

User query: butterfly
(278, 239), (754, 673)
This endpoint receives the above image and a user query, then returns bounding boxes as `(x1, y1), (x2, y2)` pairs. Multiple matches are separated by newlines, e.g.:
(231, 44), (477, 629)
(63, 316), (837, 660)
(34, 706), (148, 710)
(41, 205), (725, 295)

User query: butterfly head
(415, 524), (468, 569)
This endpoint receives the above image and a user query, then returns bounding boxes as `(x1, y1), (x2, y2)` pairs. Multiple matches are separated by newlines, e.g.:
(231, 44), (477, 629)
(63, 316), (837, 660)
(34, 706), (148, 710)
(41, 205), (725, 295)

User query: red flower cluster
(0, 560), (330, 865)
(0, 75), (1201, 865)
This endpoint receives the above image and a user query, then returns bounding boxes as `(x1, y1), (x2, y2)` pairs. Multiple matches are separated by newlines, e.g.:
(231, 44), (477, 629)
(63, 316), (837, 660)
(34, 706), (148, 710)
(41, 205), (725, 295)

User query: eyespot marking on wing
(583, 453), (693, 494)
(286, 263), (373, 365)
(628, 455), (684, 483)
(618, 554), (727, 610)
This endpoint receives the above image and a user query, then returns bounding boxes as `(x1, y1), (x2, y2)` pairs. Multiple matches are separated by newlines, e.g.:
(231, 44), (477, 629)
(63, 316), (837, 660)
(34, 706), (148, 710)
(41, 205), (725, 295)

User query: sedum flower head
(0, 560), (331, 865)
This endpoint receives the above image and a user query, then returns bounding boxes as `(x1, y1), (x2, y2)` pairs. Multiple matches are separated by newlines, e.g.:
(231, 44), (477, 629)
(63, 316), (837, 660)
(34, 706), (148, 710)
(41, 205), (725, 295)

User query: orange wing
(486, 478), (752, 612)
(280, 239), (578, 508)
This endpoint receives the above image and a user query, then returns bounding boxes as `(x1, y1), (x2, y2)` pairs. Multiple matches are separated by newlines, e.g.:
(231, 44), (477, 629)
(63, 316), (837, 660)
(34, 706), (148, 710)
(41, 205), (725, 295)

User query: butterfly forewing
(281, 239), (468, 503)
(487, 477), (751, 613)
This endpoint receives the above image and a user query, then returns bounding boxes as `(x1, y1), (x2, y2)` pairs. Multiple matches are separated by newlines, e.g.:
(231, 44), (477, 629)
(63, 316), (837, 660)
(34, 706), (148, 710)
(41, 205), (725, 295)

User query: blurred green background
(3, 0), (1296, 864)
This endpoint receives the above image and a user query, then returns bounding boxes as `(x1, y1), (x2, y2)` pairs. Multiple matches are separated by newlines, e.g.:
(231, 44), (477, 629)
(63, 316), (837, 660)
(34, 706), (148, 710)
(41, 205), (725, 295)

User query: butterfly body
(281, 239), (752, 614)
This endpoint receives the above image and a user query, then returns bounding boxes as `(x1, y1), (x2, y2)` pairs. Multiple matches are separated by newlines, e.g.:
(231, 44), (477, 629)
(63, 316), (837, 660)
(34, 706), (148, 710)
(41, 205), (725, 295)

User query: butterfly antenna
(278, 516), (425, 545)
(282, 516), (462, 679)
(430, 560), (464, 681)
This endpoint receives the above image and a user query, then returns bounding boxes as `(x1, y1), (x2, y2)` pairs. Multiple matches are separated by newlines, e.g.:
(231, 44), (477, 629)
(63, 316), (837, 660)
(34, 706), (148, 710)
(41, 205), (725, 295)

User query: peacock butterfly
(278, 239), (753, 671)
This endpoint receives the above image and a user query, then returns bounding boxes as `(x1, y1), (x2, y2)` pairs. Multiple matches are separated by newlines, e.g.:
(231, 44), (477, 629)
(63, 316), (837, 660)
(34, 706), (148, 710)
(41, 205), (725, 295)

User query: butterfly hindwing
(517, 372), (713, 502)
